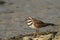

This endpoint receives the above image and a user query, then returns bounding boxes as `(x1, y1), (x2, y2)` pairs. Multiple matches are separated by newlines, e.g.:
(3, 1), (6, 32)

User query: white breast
(29, 24), (36, 29)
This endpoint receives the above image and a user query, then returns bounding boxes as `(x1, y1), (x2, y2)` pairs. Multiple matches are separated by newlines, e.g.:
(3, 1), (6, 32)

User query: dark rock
(0, 1), (6, 5)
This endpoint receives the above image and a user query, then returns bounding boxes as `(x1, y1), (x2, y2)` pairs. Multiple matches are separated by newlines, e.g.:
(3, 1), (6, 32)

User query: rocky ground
(0, 0), (60, 40)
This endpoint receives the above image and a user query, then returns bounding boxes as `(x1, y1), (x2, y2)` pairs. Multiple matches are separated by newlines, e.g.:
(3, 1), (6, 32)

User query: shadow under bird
(25, 16), (58, 37)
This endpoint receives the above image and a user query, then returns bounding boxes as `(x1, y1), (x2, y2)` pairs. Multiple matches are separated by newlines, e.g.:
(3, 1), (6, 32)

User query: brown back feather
(31, 17), (45, 28)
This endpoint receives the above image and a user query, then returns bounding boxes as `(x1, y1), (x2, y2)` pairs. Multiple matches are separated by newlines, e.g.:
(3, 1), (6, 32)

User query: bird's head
(25, 16), (33, 21)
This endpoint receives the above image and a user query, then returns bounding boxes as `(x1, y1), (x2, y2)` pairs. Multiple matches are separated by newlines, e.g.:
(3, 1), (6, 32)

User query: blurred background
(0, 0), (60, 39)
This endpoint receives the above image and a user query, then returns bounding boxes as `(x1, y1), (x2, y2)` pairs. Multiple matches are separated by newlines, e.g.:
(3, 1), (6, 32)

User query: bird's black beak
(24, 17), (28, 21)
(24, 18), (27, 21)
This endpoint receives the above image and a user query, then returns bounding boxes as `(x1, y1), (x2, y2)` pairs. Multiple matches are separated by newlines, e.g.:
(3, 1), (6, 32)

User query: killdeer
(26, 16), (57, 37)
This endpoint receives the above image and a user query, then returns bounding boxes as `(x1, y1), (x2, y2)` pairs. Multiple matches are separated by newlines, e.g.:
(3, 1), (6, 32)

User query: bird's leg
(33, 29), (39, 38)
(33, 29), (37, 38)
(36, 28), (39, 37)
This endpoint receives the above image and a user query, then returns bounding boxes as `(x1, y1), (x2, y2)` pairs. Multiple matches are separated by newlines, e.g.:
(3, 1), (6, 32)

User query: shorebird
(26, 16), (57, 37)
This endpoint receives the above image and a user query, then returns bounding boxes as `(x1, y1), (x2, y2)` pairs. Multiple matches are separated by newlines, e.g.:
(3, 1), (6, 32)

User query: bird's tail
(46, 23), (57, 26)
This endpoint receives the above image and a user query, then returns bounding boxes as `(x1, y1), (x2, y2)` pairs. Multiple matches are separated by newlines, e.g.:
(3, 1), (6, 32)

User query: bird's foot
(33, 33), (37, 38)
(33, 33), (40, 38)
